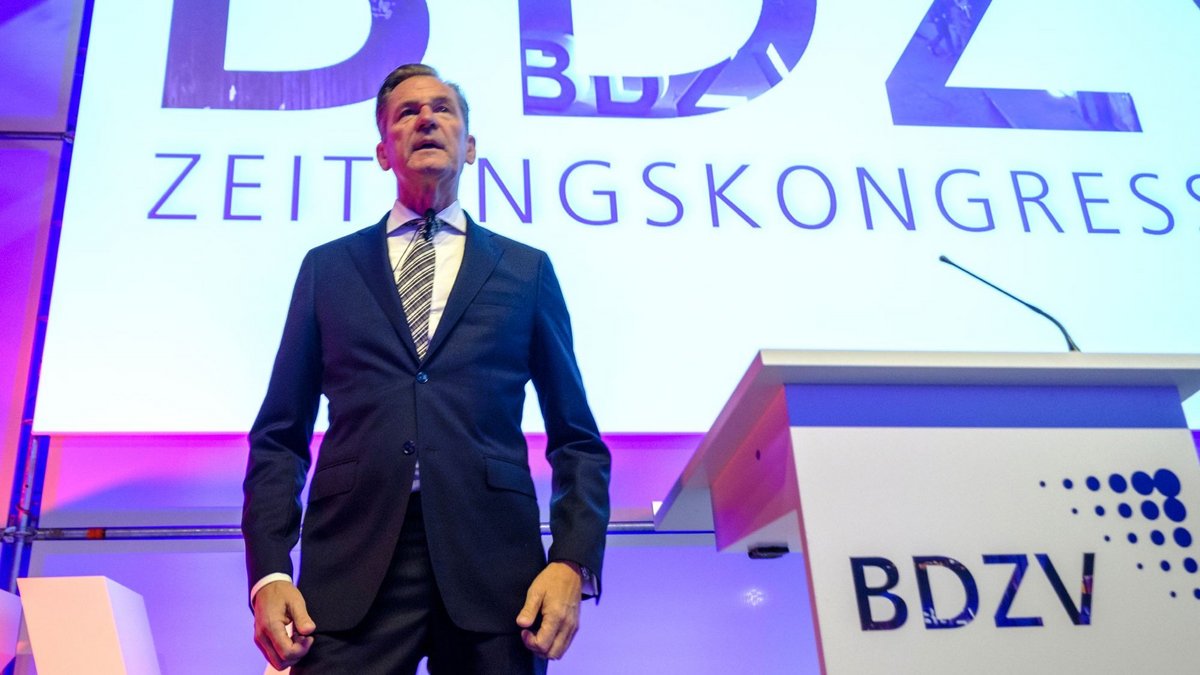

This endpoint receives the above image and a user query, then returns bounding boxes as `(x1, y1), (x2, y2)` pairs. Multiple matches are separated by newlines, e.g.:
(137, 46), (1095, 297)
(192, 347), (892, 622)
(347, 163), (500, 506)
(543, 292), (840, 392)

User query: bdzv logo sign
(851, 553), (1095, 631)
(161, 0), (1144, 132)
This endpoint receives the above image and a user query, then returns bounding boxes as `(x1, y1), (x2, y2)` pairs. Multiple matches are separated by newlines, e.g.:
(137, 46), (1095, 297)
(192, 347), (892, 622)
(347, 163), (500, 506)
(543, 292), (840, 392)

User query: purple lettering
(148, 153), (200, 220)
(1010, 171), (1063, 233)
(777, 165), (836, 229)
(323, 156), (372, 222)
(478, 158), (533, 224)
(290, 155), (301, 222)
(517, 0), (815, 118)
(857, 168), (915, 231)
(1129, 173), (1174, 235)
(1073, 172), (1118, 233)
(224, 154), (264, 221)
(595, 77), (659, 116)
(706, 164), (759, 228)
(887, 0), (1141, 132)
(559, 161), (617, 225)
(162, 0), (429, 110)
(642, 162), (683, 227)
(935, 169), (994, 232)
(520, 38), (576, 115)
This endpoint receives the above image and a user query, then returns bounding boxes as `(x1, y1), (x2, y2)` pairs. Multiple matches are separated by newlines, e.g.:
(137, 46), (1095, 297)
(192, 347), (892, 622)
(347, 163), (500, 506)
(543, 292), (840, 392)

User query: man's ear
(465, 134), (477, 164)
(376, 140), (389, 170)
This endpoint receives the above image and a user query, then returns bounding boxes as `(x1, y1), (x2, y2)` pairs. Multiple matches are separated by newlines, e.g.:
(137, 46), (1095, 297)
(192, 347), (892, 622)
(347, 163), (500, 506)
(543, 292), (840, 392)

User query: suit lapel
(427, 215), (502, 359)
(346, 212), (421, 361)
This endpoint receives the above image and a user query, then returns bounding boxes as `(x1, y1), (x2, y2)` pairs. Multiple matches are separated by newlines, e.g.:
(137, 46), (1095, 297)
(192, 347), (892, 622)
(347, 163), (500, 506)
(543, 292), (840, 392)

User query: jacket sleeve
(241, 250), (323, 597)
(529, 253), (611, 592)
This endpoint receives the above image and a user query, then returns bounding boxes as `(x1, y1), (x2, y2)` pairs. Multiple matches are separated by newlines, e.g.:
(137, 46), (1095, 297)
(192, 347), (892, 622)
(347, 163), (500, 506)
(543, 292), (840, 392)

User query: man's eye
(435, 105), (451, 113)
(398, 109), (417, 118)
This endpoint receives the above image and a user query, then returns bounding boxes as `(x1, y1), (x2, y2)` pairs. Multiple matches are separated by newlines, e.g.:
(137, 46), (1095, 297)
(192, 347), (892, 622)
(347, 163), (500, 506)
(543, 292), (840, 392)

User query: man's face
(375, 76), (476, 189)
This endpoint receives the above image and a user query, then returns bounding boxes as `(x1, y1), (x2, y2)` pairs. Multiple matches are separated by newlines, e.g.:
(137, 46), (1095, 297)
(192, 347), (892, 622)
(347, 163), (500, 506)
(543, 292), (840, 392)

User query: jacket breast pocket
(484, 456), (536, 498)
(308, 459), (357, 502)
(473, 288), (523, 307)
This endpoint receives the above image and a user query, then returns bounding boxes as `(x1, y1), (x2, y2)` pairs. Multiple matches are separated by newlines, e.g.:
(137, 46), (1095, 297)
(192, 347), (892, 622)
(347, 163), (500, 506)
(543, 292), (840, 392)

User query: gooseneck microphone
(939, 255), (1081, 352)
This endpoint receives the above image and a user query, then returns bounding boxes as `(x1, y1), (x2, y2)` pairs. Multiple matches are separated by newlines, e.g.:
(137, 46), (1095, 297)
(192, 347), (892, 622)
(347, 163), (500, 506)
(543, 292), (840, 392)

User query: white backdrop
(34, 0), (1200, 433)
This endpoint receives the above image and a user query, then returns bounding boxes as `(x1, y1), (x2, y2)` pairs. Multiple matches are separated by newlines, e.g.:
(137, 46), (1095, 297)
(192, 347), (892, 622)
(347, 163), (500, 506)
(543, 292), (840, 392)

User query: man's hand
(253, 580), (316, 671)
(515, 561), (583, 660)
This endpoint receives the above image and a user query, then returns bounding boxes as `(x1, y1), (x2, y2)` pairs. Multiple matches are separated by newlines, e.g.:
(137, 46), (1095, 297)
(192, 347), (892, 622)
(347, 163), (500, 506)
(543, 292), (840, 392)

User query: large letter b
(162, 0), (429, 110)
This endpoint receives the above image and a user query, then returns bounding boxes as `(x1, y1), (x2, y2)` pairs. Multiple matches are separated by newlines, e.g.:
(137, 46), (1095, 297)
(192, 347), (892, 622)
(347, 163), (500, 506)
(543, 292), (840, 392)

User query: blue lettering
(914, 556), (979, 629)
(1035, 553), (1094, 626)
(983, 554), (1043, 628)
(1186, 174), (1200, 205)
(850, 557), (908, 631)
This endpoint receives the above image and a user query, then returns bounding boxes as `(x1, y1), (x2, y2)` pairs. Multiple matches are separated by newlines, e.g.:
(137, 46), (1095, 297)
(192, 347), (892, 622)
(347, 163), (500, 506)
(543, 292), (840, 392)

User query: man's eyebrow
(394, 96), (456, 111)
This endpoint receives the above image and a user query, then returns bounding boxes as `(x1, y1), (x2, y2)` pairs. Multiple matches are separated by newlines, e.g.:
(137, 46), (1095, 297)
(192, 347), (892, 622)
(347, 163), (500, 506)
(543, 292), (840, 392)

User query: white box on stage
(18, 576), (159, 674)
(657, 351), (1200, 674)
(0, 589), (21, 669)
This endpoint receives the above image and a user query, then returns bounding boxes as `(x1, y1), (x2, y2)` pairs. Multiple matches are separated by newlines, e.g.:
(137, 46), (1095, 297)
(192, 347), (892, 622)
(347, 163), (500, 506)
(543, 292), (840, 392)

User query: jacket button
(403, 440), (416, 455)
(416, 372), (429, 383)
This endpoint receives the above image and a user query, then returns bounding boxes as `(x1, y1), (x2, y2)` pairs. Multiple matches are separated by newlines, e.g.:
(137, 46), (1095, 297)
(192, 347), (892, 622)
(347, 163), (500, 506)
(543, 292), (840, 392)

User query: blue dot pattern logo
(1050, 468), (1197, 601)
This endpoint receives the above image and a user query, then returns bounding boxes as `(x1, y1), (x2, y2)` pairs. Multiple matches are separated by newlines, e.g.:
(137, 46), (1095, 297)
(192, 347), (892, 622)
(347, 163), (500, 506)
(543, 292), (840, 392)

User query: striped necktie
(395, 210), (439, 359)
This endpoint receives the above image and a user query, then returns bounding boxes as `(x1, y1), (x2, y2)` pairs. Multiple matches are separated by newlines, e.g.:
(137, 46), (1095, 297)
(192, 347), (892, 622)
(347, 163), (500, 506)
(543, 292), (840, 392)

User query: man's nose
(416, 105), (437, 128)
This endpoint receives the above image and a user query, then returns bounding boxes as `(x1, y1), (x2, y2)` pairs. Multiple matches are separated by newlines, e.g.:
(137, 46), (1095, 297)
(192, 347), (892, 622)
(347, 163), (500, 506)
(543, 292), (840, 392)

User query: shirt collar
(386, 200), (467, 235)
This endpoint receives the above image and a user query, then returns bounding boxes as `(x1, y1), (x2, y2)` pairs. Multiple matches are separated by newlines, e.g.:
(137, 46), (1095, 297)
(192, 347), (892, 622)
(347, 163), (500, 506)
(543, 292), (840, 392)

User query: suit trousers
(291, 492), (548, 675)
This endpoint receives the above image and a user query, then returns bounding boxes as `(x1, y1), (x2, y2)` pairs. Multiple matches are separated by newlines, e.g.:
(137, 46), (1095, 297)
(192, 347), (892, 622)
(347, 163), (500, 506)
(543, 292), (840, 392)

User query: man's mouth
(414, 140), (443, 151)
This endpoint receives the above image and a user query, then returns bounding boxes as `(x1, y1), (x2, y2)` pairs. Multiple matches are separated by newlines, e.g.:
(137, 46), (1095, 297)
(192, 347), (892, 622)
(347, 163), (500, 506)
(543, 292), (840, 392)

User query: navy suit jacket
(242, 213), (610, 633)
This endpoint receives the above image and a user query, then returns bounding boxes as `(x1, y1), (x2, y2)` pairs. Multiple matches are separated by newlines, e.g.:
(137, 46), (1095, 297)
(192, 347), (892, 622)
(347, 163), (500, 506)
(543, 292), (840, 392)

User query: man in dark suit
(242, 63), (610, 674)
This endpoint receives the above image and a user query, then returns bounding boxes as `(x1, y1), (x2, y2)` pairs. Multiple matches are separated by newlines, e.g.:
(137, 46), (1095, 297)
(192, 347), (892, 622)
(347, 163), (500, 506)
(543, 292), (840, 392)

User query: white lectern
(657, 351), (1200, 674)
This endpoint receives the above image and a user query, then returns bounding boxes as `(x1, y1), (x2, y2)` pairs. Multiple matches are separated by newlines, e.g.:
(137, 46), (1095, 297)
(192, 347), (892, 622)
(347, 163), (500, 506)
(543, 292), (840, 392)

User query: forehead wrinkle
(389, 94), (458, 117)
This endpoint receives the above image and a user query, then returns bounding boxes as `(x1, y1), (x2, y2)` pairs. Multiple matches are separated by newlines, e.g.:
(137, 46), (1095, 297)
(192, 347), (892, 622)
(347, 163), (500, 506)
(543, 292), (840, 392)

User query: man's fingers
(532, 612), (561, 655)
(541, 606), (578, 659)
(524, 608), (579, 659)
(515, 587), (544, 629)
(518, 562), (583, 659)
(267, 621), (302, 662)
(253, 582), (315, 669)
(254, 629), (287, 671)
(547, 615), (578, 660)
(287, 594), (316, 636)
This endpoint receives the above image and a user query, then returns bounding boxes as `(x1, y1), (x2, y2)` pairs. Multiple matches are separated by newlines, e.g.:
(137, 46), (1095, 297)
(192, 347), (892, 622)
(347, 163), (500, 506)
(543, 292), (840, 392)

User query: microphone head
(938, 255), (951, 264)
